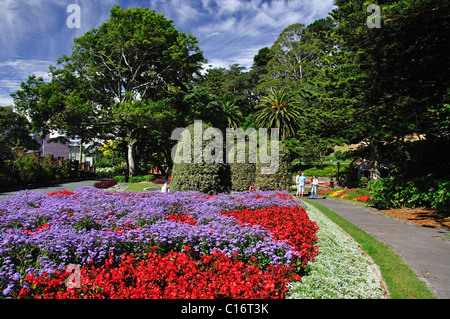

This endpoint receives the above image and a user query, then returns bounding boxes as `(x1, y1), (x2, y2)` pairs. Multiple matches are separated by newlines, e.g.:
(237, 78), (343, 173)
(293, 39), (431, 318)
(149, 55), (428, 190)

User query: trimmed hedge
(255, 141), (292, 191)
(170, 122), (231, 194)
(230, 142), (256, 192)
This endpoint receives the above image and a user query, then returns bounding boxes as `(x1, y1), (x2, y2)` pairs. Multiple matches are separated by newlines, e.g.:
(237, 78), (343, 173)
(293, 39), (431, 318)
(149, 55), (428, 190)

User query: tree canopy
(9, 1), (449, 204)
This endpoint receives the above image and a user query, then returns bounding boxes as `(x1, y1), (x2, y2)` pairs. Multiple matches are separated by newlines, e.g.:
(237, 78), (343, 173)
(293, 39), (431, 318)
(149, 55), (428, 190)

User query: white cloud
(0, 59), (54, 106)
(183, 0), (335, 68)
(0, 0), (336, 105)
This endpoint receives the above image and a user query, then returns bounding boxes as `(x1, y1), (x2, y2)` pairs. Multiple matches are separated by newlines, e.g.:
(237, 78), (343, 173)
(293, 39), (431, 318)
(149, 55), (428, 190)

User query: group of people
(295, 173), (319, 199)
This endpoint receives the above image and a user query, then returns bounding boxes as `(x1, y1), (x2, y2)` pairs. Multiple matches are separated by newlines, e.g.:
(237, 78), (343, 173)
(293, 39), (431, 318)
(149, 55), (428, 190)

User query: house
(32, 132), (93, 165)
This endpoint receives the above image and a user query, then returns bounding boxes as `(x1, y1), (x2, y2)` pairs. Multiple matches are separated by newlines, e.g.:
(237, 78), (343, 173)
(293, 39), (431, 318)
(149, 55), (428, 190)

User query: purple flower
(0, 187), (306, 298)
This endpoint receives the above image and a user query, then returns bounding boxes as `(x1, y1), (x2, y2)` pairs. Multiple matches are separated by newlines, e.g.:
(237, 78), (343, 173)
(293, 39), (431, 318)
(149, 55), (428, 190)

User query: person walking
(311, 175), (319, 199)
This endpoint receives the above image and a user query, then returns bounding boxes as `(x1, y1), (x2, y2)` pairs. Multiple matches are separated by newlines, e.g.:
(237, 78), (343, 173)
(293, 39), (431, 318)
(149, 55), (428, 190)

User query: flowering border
(1, 188), (318, 299)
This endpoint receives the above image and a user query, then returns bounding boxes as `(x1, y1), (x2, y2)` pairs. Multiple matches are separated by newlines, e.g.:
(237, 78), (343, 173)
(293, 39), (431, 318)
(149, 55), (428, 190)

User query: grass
(303, 198), (436, 299)
(117, 182), (162, 192)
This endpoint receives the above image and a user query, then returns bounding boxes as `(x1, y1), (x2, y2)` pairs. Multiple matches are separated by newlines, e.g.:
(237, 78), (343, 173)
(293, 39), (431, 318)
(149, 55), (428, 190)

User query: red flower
(354, 195), (371, 202)
(18, 250), (297, 299)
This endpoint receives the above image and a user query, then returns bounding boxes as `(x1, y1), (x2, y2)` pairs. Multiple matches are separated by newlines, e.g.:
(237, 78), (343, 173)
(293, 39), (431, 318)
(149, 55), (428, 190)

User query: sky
(0, 0), (336, 106)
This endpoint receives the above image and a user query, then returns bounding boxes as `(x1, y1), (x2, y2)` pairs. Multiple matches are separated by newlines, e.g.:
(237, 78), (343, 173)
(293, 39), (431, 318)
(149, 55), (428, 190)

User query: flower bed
(318, 188), (371, 203)
(287, 203), (385, 299)
(93, 180), (118, 189)
(0, 188), (318, 299)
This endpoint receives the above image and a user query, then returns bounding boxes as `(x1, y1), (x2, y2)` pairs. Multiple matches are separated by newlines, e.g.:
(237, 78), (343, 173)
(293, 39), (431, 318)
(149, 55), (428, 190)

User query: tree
(261, 24), (323, 91)
(170, 122), (231, 194)
(13, 6), (205, 176)
(254, 88), (301, 140)
(255, 141), (292, 191)
(330, 0), (450, 176)
(0, 106), (38, 151)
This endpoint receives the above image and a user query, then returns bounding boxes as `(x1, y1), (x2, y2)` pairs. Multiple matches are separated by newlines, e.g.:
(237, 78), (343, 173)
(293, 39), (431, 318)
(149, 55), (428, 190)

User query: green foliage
(255, 142), (292, 191)
(368, 176), (450, 213)
(0, 159), (15, 187)
(254, 88), (301, 140)
(0, 106), (38, 151)
(229, 143), (256, 192)
(262, 23), (323, 90)
(230, 162), (256, 192)
(301, 165), (338, 178)
(11, 151), (55, 185)
(13, 153), (44, 184)
(113, 175), (126, 183)
(170, 122), (231, 194)
(128, 175), (156, 183)
(171, 163), (231, 194)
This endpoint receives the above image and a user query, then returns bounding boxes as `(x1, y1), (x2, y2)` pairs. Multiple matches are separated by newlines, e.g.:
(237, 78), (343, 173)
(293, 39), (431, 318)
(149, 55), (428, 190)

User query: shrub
(255, 141), (292, 191)
(0, 158), (16, 187)
(301, 165), (338, 178)
(113, 175), (126, 183)
(230, 142), (256, 192)
(93, 180), (118, 189)
(170, 122), (231, 194)
(95, 167), (115, 178)
(153, 178), (167, 184)
(128, 175), (156, 183)
(368, 176), (450, 212)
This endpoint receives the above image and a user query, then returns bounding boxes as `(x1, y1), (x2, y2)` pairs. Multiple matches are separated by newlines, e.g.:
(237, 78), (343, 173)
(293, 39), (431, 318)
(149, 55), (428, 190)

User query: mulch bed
(376, 207), (450, 229)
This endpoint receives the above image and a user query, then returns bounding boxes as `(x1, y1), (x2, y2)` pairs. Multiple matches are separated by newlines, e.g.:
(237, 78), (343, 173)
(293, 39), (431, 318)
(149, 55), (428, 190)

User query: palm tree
(220, 95), (242, 129)
(255, 88), (301, 139)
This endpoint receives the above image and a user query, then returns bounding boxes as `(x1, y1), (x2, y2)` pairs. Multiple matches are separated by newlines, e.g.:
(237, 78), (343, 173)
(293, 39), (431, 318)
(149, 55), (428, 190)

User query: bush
(170, 122), (231, 194)
(128, 175), (156, 183)
(113, 175), (126, 183)
(93, 180), (118, 189)
(153, 178), (167, 184)
(255, 141), (292, 191)
(368, 176), (450, 212)
(301, 165), (338, 178)
(95, 167), (115, 178)
(0, 159), (15, 187)
(230, 142), (256, 192)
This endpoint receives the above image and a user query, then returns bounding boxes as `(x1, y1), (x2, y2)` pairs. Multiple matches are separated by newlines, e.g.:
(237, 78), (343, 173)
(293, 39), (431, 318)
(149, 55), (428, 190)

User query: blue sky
(0, 0), (335, 106)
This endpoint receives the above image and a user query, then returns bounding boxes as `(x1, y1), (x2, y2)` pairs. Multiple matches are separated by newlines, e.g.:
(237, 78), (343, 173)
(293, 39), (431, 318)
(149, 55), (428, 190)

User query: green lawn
(120, 182), (162, 192)
(304, 199), (436, 299)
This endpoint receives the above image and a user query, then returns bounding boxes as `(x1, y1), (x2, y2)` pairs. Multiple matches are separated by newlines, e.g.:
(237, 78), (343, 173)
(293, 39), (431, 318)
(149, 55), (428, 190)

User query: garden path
(310, 197), (450, 299)
(0, 180), (101, 200)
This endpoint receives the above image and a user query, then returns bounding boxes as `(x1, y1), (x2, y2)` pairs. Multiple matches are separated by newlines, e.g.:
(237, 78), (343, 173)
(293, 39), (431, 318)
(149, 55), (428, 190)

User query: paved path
(308, 197), (450, 299)
(0, 180), (101, 200)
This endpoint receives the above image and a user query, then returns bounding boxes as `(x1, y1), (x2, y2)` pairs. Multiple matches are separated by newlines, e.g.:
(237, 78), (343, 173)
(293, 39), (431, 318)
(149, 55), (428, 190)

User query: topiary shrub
(229, 142), (256, 192)
(255, 141), (292, 191)
(170, 121), (231, 194)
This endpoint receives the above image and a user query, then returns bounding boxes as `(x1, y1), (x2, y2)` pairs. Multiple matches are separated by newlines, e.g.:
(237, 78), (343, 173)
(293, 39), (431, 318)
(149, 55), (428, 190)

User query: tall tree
(330, 0), (450, 176)
(0, 106), (37, 151)
(254, 88), (301, 140)
(13, 6), (205, 176)
(261, 23), (323, 91)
